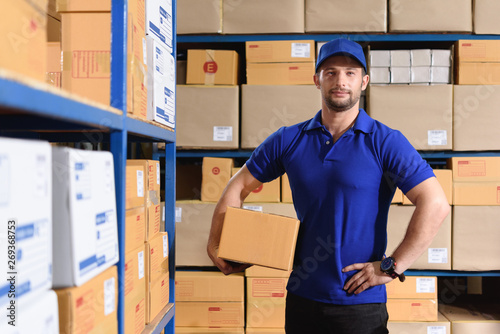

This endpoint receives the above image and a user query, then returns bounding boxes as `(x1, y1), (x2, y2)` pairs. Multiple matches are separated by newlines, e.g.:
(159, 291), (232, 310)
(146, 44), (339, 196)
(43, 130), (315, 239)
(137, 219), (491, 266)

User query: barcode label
(137, 170), (144, 197)
(163, 235), (168, 258)
(428, 248), (448, 264)
(291, 43), (311, 58)
(138, 251), (145, 280)
(104, 277), (116, 316)
(427, 326), (446, 334)
(156, 162), (160, 185)
(213, 126), (233, 142)
(243, 205), (263, 212)
(417, 277), (436, 293)
(428, 130), (447, 146)
(175, 207), (182, 223)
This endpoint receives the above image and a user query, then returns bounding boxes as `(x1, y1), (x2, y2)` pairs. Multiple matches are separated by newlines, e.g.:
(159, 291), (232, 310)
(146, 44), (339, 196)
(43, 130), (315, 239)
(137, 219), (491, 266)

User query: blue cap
(316, 38), (367, 73)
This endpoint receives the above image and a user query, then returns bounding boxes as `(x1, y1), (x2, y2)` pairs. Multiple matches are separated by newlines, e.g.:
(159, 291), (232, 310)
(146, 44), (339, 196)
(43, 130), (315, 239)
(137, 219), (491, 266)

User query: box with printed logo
(187, 49), (239, 85)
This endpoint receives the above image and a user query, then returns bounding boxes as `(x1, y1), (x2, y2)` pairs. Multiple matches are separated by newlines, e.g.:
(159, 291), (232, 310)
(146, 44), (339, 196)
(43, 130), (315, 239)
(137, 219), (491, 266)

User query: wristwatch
(380, 257), (405, 282)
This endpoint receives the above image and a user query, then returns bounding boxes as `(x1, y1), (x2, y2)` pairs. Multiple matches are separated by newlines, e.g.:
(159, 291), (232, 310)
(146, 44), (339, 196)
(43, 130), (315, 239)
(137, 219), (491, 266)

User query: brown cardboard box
(176, 301), (245, 327)
(281, 173), (293, 203)
(218, 207), (300, 271)
(127, 160), (161, 198)
(387, 298), (438, 322)
(176, 329), (245, 334)
(245, 266), (292, 278)
(387, 312), (451, 333)
(147, 203), (162, 240)
(386, 276), (437, 299)
(126, 164), (145, 210)
(201, 157), (234, 202)
(241, 85), (321, 149)
(222, 0), (304, 34)
(177, 0), (222, 34)
(125, 206), (146, 253)
(242, 203), (297, 220)
(403, 169), (452, 205)
(46, 42), (62, 87)
(0, 0), (48, 81)
(388, 0), (472, 32)
(474, 0), (500, 34)
(246, 330), (285, 334)
(56, 0), (110, 12)
(55, 266), (118, 334)
(452, 206), (500, 270)
(48, 0), (60, 19)
(175, 271), (244, 302)
(146, 232), (169, 283)
(176, 85), (239, 149)
(147, 272), (170, 324)
(186, 49), (239, 85)
(392, 188), (403, 204)
(124, 246), (146, 334)
(368, 85), (453, 150)
(245, 41), (315, 63)
(387, 205), (452, 270)
(453, 85), (500, 151)
(246, 277), (287, 328)
(439, 303), (500, 333)
(455, 40), (500, 63)
(305, 0), (387, 33)
(455, 63), (500, 85)
(232, 168), (280, 203)
(246, 62), (315, 85)
(175, 200), (217, 266)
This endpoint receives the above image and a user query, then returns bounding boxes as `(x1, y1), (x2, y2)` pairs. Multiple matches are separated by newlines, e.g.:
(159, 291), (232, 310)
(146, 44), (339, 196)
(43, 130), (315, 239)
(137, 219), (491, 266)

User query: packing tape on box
(204, 49), (216, 85)
(218, 0), (223, 33)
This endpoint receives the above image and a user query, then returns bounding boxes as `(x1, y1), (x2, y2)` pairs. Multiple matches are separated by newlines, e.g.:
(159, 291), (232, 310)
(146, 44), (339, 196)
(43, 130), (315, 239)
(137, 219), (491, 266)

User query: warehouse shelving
(0, 0), (177, 333)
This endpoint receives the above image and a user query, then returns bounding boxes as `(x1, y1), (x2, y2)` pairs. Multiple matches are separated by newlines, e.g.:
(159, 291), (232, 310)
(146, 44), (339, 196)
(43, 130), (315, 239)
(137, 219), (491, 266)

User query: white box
(0, 138), (52, 309)
(391, 50), (411, 67)
(0, 289), (59, 333)
(146, 0), (173, 52)
(431, 50), (452, 67)
(431, 67), (451, 84)
(370, 50), (391, 67)
(52, 147), (119, 287)
(391, 67), (411, 84)
(411, 67), (431, 83)
(370, 67), (390, 84)
(411, 49), (432, 66)
(146, 36), (176, 128)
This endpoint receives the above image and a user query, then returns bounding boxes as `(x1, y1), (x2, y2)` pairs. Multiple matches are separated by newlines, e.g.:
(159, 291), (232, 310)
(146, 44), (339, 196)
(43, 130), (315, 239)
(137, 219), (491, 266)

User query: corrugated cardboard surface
(474, 0), (500, 34)
(187, 49), (239, 85)
(56, 0), (110, 12)
(387, 312), (450, 333)
(453, 85), (500, 151)
(246, 277), (287, 328)
(456, 62), (500, 85)
(147, 202), (161, 240)
(127, 160), (161, 197)
(124, 246), (146, 334)
(175, 271), (244, 302)
(177, 0), (222, 34)
(146, 232), (169, 283)
(245, 40), (315, 63)
(125, 207), (146, 256)
(222, 0), (304, 34)
(452, 206), (500, 270)
(218, 207), (300, 271)
(246, 329), (285, 334)
(389, 0), (472, 32)
(176, 301), (245, 327)
(124, 293), (145, 334)
(440, 303), (500, 333)
(0, 1), (48, 81)
(241, 85), (321, 149)
(232, 168), (280, 203)
(176, 328), (245, 334)
(47, 15), (61, 42)
(386, 276), (437, 299)
(147, 273), (170, 324)
(368, 85), (453, 150)
(387, 298), (438, 322)
(449, 157), (500, 182)
(246, 62), (315, 85)
(455, 40), (500, 62)
(176, 85), (239, 149)
(281, 173), (293, 203)
(201, 157), (234, 202)
(46, 42), (62, 87)
(126, 164), (145, 210)
(241, 203), (298, 220)
(386, 205), (452, 270)
(245, 266), (292, 278)
(305, 0), (386, 32)
(175, 201), (217, 266)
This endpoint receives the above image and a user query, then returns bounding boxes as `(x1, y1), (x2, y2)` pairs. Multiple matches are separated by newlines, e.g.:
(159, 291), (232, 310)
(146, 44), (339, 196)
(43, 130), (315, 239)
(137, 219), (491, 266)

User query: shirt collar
(304, 109), (374, 134)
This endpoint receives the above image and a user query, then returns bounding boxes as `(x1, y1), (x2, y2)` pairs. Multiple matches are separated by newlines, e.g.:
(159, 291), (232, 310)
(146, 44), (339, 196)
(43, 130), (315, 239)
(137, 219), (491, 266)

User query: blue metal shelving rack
(0, 0), (177, 333)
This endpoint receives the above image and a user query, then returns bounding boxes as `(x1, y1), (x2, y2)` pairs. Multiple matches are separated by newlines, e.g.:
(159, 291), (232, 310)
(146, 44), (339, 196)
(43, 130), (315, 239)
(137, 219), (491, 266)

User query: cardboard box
(305, 0), (386, 32)
(218, 207), (300, 271)
(177, 0), (222, 34)
(452, 206), (500, 270)
(241, 203), (297, 220)
(241, 85), (322, 149)
(370, 67), (390, 84)
(386, 205), (452, 270)
(245, 266), (292, 278)
(146, 232), (169, 283)
(387, 312), (450, 333)
(175, 271), (244, 302)
(52, 147), (119, 287)
(187, 49), (239, 85)
(370, 50), (391, 67)
(176, 301), (245, 327)
(368, 85), (453, 150)
(0, 290), (59, 333)
(246, 277), (287, 328)
(403, 169), (452, 205)
(432, 50), (452, 66)
(453, 85), (500, 151)
(411, 67), (431, 83)
(455, 40), (500, 63)
(175, 201), (217, 266)
(455, 40), (500, 84)
(0, 138), (52, 308)
(391, 67), (411, 84)
(124, 246), (146, 334)
(125, 207), (146, 253)
(0, 0), (48, 81)
(456, 62), (500, 85)
(125, 293), (145, 334)
(126, 164), (145, 210)
(281, 173), (293, 203)
(392, 188), (403, 204)
(56, 0), (110, 12)
(201, 157), (234, 202)
(231, 168), (280, 203)
(386, 276), (437, 299)
(431, 66), (451, 84)
(146, 0), (173, 50)
(176, 85), (239, 149)
(474, 0), (500, 34)
(176, 329), (244, 334)
(411, 49), (432, 66)
(387, 298), (438, 322)
(391, 50), (411, 67)
(245, 41), (315, 63)
(246, 62), (315, 85)
(439, 303), (500, 333)
(55, 266), (118, 334)
(146, 36), (176, 128)
(222, 0), (304, 34)
(246, 330), (285, 334)
(147, 272), (170, 324)
(388, 0), (472, 32)
(46, 41), (62, 87)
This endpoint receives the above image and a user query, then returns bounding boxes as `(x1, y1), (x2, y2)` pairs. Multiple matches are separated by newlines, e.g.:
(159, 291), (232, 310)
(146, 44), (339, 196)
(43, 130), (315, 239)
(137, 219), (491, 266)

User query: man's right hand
(207, 244), (251, 275)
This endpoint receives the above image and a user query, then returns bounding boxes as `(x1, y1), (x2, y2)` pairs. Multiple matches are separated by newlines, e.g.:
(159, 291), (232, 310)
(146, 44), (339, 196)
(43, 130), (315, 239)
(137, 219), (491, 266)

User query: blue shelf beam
(126, 117), (176, 142)
(176, 150), (254, 158)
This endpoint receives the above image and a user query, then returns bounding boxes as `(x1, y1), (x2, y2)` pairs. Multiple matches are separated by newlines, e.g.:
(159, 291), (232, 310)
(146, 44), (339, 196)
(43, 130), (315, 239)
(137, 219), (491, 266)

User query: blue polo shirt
(246, 109), (434, 305)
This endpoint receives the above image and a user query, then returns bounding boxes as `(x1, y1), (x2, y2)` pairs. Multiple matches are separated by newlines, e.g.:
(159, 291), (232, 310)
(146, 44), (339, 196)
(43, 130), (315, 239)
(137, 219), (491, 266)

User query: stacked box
(46, 41), (61, 87)
(177, 0), (222, 34)
(201, 157), (234, 202)
(388, 312), (450, 333)
(440, 303), (500, 333)
(232, 168), (280, 203)
(186, 49), (239, 85)
(145, 232), (170, 323)
(124, 245), (146, 334)
(241, 203), (297, 220)
(455, 40), (500, 85)
(474, 0), (500, 34)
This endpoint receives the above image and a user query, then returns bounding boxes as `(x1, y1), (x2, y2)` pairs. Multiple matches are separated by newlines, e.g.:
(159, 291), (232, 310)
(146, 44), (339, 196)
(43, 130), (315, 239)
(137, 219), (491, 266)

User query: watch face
(381, 257), (394, 271)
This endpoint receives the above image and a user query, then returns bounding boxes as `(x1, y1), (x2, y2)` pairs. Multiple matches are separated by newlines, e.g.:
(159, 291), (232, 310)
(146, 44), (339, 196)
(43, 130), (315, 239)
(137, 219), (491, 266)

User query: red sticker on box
(204, 61), (218, 74)
(212, 167), (220, 175)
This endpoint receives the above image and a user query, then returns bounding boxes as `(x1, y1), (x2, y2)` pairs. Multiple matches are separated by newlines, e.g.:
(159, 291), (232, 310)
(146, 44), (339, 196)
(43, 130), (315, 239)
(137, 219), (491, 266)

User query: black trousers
(285, 292), (389, 334)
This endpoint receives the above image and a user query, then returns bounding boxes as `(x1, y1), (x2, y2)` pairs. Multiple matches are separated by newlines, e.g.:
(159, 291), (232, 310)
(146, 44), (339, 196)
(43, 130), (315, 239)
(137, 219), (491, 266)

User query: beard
(324, 88), (361, 112)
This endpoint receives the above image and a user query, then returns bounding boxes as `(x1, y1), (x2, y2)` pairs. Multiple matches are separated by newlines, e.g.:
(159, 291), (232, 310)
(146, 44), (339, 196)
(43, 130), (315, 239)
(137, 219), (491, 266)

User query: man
(207, 38), (450, 333)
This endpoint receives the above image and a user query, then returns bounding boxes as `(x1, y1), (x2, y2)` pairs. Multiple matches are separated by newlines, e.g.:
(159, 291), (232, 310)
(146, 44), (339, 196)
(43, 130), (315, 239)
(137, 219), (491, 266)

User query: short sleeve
(245, 127), (286, 183)
(380, 130), (435, 194)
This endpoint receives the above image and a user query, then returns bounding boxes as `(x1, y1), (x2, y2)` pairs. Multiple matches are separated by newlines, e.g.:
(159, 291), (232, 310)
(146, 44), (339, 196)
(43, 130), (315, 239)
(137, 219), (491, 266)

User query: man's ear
(313, 73), (320, 89)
